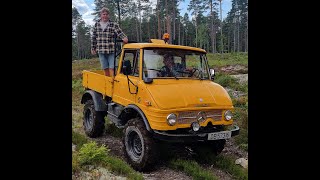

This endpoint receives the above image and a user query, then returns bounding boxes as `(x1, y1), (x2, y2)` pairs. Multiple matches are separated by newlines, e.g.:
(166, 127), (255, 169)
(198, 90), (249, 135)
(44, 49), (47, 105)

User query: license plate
(208, 131), (231, 140)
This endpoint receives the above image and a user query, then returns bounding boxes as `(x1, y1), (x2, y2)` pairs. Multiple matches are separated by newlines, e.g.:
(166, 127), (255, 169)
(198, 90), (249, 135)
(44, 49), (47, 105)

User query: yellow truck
(81, 38), (240, 171)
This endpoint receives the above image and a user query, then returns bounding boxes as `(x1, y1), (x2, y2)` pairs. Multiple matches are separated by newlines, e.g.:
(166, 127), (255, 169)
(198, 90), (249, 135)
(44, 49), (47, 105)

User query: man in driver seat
(159, 54), (185, 77)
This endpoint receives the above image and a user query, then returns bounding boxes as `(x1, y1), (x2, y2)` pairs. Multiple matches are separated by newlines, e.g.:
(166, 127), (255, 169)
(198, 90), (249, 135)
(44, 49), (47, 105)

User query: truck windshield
(143, 48), (209, 79)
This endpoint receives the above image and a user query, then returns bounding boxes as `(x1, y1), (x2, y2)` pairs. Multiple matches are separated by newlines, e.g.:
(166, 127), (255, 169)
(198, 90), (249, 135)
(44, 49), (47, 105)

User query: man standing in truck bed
(91, 7), (128, 77)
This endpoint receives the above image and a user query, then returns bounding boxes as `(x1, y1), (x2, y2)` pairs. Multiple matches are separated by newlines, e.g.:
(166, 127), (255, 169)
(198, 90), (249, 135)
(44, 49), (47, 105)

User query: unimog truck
(81, 37), (240, 171)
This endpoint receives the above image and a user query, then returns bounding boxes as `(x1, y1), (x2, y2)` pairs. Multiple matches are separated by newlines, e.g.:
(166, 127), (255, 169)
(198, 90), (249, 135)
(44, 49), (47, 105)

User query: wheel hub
(84, 108), (93, 129)
(128, 131), (142, 160)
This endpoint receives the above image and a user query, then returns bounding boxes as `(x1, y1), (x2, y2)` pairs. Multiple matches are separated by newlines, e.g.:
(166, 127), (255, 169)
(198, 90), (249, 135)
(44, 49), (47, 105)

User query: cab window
(121, 49), (140, 77)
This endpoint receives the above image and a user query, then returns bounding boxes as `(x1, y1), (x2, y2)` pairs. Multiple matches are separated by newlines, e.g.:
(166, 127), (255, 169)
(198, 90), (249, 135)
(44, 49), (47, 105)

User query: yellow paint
(150, 39), (165, 44)
(123, 43), (206, 53)
(82, 39), (234, 131)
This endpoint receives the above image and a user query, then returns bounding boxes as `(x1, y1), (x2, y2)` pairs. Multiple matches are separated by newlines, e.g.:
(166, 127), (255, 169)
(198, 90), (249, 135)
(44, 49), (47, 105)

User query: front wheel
(83, 99), (105, 138)
(123, 118), (158, 171)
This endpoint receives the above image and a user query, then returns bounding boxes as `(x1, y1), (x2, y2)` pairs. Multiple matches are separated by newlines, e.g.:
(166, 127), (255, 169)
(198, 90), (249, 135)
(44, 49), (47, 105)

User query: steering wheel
(188, 68), (199, 77)
(158, 66), (170, 77)
(175, 70), (189, 76)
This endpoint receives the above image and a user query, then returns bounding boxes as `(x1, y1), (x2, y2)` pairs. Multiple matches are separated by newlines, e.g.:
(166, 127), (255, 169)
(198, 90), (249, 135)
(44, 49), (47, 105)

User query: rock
(76, 167), (127, 180)
(235, 158), (248, 169)
(220, 65), (248, 74)
(231, 74), (248, 84)
(225, 88), (246, 98)
(72, 144), (76, 152)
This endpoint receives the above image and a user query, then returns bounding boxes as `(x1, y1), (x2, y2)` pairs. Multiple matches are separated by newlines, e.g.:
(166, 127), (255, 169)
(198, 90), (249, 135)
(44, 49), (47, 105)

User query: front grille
(177, 110), (223, 124)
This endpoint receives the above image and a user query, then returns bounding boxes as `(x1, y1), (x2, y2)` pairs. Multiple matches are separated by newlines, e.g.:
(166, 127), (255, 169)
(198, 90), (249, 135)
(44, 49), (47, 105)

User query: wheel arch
(119, 104), (153, 133)
(81, 90), (107, 111)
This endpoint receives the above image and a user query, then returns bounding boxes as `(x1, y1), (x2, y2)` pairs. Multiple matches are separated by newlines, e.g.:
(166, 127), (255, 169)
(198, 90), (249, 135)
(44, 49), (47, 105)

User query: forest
(72, 0), (248, 60)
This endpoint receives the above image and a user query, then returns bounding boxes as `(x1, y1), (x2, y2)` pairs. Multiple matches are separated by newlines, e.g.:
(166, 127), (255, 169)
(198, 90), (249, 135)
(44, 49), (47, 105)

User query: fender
(122, 104), (153, 132)
(81, 90), (107, 111)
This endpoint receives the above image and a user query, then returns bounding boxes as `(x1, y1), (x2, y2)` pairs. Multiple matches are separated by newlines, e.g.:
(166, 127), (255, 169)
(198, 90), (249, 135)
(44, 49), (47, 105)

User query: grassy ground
(72, 52), (248, 179)
(72, 134), (144, 180)
(207, 52), (248, 67)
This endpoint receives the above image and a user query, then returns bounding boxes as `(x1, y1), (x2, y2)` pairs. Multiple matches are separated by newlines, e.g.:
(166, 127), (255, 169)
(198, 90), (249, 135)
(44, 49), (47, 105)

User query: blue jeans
(98, 53), (115, 70)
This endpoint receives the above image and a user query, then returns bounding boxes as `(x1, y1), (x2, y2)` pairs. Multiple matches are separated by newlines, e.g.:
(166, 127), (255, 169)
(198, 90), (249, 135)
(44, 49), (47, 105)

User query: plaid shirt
(91, 20), (127, 54)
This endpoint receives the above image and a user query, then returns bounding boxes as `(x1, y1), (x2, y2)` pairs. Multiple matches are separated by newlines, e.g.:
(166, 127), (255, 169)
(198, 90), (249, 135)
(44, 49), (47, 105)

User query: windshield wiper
(198, 70), (205, 80)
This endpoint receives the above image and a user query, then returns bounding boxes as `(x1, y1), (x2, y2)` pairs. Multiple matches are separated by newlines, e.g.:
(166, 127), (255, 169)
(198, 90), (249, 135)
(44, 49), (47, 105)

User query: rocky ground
(73, 66), (248, 180)
(73, 130), (248, 180)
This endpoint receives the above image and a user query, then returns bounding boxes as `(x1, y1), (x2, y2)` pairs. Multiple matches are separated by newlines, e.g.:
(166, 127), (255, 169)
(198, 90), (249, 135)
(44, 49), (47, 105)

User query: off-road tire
(123, 118), (158, 171)
(83, 99), (105, 138)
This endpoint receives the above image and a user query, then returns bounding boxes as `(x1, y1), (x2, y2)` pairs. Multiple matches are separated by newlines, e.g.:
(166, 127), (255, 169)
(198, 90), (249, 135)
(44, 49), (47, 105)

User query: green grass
(214, 155), (248, 180)
(233, 103), (248, 149)
(207, 52), (248, 67)
(104, 156), (144, 180)
(214, 73), (248, 93)
(78, 141), (109, 166)
(73, 141), (144, 180)
(72, 79), (85, 93)
(232, 96), (248, 108)
(72, 130), (88, 150)
(169, 159), (218, 180)
(105, 118), (124, 138)
(72, 58), (101, 80)
(188, 150), (248, 180)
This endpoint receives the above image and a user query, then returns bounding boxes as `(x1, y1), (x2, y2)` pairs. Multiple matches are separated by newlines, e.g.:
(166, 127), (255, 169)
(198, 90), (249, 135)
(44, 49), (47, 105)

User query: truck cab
(81, 38), (240, 171)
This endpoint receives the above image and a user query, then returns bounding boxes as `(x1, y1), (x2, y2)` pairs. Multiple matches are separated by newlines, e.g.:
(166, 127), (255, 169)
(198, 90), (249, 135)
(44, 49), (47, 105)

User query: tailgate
(82, 70), (113, 97)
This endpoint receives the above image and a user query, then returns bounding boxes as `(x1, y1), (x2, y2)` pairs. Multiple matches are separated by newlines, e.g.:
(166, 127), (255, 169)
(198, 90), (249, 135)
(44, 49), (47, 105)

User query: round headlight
(191, 122), (200, 131)
(167, 113), (177, 126)
(224, 110), (233, 121)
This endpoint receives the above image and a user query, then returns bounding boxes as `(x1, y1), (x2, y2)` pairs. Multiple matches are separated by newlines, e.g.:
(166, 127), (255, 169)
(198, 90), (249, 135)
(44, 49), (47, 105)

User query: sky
(72, 0), (232, 26)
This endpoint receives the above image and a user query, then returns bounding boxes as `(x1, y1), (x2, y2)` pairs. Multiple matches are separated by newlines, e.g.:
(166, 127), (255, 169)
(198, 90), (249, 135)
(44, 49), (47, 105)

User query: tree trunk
(157, 0), (161, 39)
(165, 0), (171, 43)
(138, 1), (142, 42)
(210, 0), (215, 53)
(219, 0), (223, 53)
(173, 0), (176, 43)
(227, 31), (230, 53)
(233, 19), (236, 52)
(237, 17), (240, 52)
(77, 27), (80, 59)
(136, 18), (139, 42)
(163, 19), (165, 34)
(214, 25), (216, 53)
(245, 12), (248, 52)
(178, 20), (180, 45)
(148, 21), (150, 41)
(195, 25), (197, 47)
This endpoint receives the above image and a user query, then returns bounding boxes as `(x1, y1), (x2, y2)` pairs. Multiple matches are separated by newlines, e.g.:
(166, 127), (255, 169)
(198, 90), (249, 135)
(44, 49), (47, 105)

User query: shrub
(78, 141), (109, 166)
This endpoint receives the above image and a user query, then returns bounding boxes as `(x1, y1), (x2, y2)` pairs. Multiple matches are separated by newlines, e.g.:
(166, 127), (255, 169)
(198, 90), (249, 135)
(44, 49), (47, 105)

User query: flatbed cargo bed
(82, 70), (113, 97)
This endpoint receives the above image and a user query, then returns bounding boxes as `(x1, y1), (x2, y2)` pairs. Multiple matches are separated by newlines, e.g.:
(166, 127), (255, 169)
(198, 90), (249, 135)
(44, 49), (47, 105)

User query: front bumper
(152, 125), (240, 143)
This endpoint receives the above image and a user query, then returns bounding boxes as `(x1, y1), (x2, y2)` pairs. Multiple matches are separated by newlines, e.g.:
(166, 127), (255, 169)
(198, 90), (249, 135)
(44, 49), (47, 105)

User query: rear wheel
(123, 118), (158, 171)
(83, 99), (105, 138)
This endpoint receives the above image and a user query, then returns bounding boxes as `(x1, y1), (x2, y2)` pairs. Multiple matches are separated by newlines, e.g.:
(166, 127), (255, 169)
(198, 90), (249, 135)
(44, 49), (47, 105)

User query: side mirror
(210, 69), (215, 80)
(122, 60), (132, 75)
(122, 66), (130, 75)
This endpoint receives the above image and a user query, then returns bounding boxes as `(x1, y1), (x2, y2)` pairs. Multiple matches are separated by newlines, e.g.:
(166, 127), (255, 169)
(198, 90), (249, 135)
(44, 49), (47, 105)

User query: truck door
(112, 49), (140, 105)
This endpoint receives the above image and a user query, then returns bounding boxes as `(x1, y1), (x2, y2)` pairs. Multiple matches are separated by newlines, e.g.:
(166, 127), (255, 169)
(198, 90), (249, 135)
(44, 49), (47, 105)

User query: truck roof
(123, 42), (207, 53)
